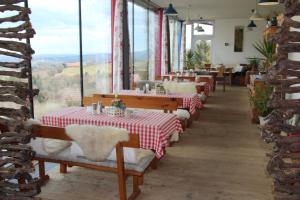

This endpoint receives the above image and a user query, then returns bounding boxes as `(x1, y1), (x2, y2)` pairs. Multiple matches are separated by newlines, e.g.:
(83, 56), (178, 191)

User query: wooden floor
(37, 86), (273, 200)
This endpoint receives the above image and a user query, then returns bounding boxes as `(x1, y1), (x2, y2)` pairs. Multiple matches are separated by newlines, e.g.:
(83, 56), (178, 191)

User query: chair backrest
(135, 80), (157, 90)
(225, 67), (233, 74)
(177, 76), (196, 82)
(162, 75), (171, 81)
(31, 125), (140, 148)
(90, 94), (181, 113)
(204, 64), (211, 71)
(217, 66), (225, 77)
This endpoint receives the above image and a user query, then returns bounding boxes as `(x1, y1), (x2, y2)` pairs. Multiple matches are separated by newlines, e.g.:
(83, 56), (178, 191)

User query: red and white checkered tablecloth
(41, 107), (183, 159)
(119, 90), (202, 114)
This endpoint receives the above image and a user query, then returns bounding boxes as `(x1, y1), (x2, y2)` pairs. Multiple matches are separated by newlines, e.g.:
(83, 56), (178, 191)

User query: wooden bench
(162, 75), (196, 82)
(31, 125), (156, 200)
(83, 94), (188, 130)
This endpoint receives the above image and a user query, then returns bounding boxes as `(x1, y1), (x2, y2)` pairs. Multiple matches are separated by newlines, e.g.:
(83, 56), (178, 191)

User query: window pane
(169, 20), (180, 72)
(193, 23), (214, 35)
(186, 24), (192, 50)
(30, 0), (80, 118)
(133, 4), (148, 82)
(82, 0), (112, 96)
(194, 40), (212, 67)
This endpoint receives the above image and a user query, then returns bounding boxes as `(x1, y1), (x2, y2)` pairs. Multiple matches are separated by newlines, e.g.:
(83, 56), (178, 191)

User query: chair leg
(150, 157), (158, 170)
(223, 79), (226, 92)
(117, 171), (127, 200)
(128, 176), (141, 200)
(38, 160), (49, 184)
(60, 164), (67, 174)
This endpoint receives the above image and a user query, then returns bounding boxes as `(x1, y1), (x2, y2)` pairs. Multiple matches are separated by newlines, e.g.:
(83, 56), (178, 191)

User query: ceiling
(151, 0), (284, 20)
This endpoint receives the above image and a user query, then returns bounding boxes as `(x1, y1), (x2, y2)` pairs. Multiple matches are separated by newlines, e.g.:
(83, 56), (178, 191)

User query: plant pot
(259, 116), (269, 126)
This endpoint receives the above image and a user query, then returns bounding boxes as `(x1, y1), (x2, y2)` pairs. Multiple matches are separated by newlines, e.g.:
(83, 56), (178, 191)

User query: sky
(27, 0), (149, 55)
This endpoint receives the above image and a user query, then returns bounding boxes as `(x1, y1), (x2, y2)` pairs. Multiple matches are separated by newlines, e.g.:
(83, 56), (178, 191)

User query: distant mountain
(0, 51), (149, 67)
(33, 53), (112, 64)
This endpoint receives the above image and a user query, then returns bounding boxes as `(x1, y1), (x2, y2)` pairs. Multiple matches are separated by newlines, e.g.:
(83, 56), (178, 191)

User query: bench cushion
(31, 138), (155, 173)
(174, 109), (190, 120)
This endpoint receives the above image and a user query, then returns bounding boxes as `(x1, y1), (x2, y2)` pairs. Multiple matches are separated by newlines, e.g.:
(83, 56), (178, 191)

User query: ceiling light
(164, 1), (178, 16)
(195, 24), (204, 32)
(258, 0), (279, 5)
(248, 20), (257, 28)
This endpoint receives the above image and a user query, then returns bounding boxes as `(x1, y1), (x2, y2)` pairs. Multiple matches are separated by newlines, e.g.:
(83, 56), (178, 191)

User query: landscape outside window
(22, 0), (157, 118)
(128, 1), (158, 82)
(82, 0), (112, 96)
(133, 3), (148, 82)
(30, 0), (112, 118)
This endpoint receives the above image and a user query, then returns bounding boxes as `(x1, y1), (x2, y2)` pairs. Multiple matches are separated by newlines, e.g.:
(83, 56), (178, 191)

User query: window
(82, 0), (112, 95)
(128, 1), (159, 82)
(194, 40), (212, 66)
(133, 4), (148, 82)
(186, 24), (192, 50)
(30, 0), (81, 118)
(169, 19), (182, 71)
(193, 22), (214, 36)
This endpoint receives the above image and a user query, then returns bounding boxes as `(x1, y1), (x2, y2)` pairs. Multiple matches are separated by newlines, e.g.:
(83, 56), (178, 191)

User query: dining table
(118, 90), (203, 114)
(41, 107), (183, 159)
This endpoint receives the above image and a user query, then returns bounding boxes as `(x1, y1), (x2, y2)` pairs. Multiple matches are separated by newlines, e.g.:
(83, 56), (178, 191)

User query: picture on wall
(234, 26), (244, 52)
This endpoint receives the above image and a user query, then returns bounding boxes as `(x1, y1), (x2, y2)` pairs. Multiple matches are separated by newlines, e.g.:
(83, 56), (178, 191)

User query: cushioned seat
(198, 92), (206, 101)
(30, 138), (155, 173)
(174, 109), (190, 120)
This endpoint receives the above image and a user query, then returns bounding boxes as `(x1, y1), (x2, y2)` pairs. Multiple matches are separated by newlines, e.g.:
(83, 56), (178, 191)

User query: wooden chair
(204, 64), (211, 71)
(225, 67), (233, 86)
(161, 75), (171, 81)
(91, 94), (181, 114)
(31, 125), (156, 200)
(178, 76), (196, 82)
(215, 65), (226, 92)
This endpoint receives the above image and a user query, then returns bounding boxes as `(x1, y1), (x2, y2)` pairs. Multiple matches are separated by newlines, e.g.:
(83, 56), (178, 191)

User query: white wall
(206, 18), (266, 65)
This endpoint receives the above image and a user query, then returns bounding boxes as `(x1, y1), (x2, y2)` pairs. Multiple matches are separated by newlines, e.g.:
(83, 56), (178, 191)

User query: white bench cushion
(174, 109), (190, 120)
(31, 138), (155, 166)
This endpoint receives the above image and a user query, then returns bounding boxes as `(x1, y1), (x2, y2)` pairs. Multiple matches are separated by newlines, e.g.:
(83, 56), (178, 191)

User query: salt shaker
(92, 103), (97, 115)
(98, 101), (103, 113)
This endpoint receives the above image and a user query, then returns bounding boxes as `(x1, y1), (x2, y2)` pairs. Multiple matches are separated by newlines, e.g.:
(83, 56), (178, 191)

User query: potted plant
(193, 41), (211, 69)
(249, 84), (273, 125)
(247, 57), (260, 72)
(185, 49), (195, 70)
(253, 39), (276, 72)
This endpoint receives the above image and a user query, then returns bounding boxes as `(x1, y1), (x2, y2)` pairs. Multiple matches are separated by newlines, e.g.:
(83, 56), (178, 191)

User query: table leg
(213, 75), (216, 92)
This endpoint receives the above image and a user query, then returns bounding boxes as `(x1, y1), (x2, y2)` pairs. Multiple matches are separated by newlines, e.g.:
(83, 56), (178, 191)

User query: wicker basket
(105, 106), (125, 117)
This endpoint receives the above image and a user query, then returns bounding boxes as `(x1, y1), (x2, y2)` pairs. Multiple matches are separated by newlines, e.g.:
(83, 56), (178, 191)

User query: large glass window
(133, 4), (148, 82)
(169, 19), (181, 72)
(82, 0), (112, 95)
(128, 1), (158, 82)
(30, 0), (81, 118)
(186, 24), (192, 50)
(193, 22), (214, 36)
